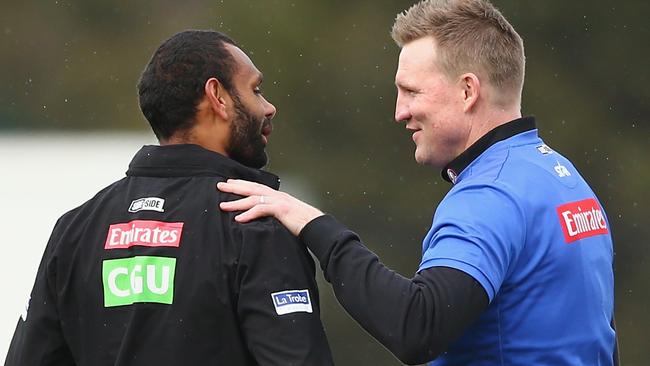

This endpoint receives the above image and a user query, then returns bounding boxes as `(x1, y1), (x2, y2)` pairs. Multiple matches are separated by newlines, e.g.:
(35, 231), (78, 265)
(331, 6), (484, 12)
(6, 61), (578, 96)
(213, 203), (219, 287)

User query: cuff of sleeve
(419, 257), (496, 302)
(299, 214), (349, 264)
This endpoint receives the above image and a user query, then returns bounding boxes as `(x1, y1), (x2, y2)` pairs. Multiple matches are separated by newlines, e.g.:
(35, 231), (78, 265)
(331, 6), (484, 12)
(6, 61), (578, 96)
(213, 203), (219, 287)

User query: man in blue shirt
(217, 0), (618, 364)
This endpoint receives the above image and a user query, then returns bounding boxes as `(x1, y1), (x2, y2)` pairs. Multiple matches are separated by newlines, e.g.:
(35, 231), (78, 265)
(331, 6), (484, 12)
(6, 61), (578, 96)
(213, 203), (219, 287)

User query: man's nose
(394, 94), (410, 123)
(264, 99), (277, 120)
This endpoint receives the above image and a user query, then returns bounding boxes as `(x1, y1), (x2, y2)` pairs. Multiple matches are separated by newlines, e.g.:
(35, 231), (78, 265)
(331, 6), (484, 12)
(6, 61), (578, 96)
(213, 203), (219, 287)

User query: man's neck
(160, 122), (229, 157)
(465, 107), (521, 152)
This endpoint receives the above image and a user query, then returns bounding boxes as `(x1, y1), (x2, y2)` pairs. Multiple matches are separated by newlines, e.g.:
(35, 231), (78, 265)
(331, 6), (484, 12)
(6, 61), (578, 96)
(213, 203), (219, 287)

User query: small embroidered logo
(271, 289), (313, 315)
(128, 197), (165, 213)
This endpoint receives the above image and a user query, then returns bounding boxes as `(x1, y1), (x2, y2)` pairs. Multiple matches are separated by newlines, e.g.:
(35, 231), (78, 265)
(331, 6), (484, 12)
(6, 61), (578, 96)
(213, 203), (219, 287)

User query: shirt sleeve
(5, 219), (75, 366)
(300, 215), (488, 365)
(419, 182), (526, 301)
(235, 217), (334, 366)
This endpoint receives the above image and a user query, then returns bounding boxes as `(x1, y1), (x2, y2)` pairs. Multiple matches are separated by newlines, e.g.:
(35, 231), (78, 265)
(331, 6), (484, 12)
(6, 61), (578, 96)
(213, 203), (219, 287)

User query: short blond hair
(392, 0), (525, 103)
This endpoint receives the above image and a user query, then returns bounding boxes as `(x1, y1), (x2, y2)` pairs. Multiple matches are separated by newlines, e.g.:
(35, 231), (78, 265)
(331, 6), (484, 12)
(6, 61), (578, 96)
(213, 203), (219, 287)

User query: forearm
(300, 215), (488, 365)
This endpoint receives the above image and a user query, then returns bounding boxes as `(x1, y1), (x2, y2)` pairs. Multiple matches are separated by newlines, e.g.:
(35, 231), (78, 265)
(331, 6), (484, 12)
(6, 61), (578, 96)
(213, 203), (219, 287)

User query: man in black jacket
(5, 30), (333, 365)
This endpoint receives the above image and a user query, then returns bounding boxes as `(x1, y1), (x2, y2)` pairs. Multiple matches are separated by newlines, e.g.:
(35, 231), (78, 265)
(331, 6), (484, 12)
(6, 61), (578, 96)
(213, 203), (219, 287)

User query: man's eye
(254, 87), (263, 95)
(399, 86), (417, 96)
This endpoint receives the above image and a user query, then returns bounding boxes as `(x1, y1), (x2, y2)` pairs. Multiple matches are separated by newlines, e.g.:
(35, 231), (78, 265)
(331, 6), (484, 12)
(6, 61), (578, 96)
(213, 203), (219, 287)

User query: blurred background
(1, 0), (648, 364)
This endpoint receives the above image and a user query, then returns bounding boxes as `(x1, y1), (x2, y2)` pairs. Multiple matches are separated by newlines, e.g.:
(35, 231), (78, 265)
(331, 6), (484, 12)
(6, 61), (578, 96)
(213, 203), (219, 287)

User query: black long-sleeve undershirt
(300, 215), (488, 365)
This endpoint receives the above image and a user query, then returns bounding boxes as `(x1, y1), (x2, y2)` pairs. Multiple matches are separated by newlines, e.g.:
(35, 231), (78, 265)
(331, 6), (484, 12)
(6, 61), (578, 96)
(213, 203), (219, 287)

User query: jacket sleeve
(235, 217), (334, 366)
(5, 219), (75, 366)
(299, 215), (488, 365)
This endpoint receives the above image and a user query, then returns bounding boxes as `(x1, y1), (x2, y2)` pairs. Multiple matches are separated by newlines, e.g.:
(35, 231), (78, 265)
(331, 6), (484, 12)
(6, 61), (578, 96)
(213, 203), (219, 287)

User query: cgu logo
(556, 198), (609, 243)
(102, 256), (176, 307)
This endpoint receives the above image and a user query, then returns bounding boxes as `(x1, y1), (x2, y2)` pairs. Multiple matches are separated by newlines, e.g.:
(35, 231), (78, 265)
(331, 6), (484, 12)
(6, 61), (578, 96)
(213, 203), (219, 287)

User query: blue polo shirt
(419, 117), (615, 365)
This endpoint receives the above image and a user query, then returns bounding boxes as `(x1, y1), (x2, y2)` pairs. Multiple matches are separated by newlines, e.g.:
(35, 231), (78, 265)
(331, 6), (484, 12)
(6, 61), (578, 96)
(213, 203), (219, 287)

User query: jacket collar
(126, 144), (280, 189)
(442, 116), (536, 184)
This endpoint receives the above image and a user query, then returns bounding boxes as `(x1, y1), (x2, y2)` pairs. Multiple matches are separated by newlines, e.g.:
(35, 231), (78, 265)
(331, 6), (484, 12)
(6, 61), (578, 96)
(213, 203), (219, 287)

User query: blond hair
(392, 0), (525, 103)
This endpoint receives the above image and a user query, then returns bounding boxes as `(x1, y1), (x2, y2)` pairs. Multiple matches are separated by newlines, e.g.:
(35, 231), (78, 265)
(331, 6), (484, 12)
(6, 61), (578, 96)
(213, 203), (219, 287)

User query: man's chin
(414, 152), (444, 169)
(227, 144), (268, 169)
(243, 152), (269, 169)
(414, 151), (428, 166)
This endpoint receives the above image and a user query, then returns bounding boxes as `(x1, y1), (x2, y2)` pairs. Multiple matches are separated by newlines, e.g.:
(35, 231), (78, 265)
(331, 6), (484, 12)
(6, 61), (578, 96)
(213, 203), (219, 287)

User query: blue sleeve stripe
(419, 257), (496, 302)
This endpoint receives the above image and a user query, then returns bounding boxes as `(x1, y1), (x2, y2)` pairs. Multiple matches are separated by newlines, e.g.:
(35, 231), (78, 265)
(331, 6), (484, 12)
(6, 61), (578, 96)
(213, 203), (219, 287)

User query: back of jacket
(6, 144), (333, 366)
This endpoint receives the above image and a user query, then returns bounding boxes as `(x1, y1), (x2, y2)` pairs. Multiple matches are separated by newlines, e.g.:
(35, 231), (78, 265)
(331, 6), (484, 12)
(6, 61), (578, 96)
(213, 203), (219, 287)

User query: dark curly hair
(137, 30), (238, 140)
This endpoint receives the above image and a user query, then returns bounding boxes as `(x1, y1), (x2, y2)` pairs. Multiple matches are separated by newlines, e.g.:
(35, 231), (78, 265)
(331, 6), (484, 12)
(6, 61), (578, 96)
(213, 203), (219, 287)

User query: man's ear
(204, 77), (229, 120)
(459, 73), (480, 113)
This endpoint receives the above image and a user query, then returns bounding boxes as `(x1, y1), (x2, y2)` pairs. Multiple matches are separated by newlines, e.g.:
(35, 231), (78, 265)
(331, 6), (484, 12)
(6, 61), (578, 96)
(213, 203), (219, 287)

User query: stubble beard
(226, 94), (270, 169)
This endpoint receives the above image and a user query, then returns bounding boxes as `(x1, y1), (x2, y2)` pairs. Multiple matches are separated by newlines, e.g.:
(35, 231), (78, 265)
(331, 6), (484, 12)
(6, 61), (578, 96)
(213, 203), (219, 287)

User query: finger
(217, 182), (253, 196)
(226, 179), (270, 192)
(219, 196), (260, 211)
(234, 204), (274, 223)
(217, 181), (268, 197)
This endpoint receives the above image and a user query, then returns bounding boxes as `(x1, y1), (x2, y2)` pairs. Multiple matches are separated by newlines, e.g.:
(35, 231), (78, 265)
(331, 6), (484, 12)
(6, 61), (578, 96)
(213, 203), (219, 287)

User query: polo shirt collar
(442, 116), (536, 184)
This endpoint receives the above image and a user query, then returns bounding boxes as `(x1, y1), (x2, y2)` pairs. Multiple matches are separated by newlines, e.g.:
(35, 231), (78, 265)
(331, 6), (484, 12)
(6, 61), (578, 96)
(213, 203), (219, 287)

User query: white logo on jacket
(271, 289), (313, 315)
(129, 197), (165, 213)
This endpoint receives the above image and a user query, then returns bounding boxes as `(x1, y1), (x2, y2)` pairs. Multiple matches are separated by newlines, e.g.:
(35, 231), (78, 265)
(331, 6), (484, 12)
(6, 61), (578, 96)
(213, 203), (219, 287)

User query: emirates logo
(556, 198), (609, 243)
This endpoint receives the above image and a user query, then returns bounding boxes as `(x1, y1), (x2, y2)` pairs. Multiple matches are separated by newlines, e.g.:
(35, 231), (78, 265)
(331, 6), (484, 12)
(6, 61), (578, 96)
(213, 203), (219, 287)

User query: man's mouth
(406, 125), (421, 142)
(261, 120), (273, 144)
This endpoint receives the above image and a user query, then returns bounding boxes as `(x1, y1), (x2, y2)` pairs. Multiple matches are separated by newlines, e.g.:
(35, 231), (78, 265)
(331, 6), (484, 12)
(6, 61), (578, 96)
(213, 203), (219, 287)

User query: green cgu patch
(102, 256), (176, 307)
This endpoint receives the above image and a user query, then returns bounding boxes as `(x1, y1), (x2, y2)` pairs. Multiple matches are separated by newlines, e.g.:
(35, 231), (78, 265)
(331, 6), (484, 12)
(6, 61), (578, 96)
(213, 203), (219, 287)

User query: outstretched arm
(218, 179), (488, 364)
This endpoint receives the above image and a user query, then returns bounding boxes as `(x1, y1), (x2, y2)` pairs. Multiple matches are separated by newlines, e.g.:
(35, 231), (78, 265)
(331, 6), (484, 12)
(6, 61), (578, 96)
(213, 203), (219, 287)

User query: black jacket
(6, 144), (333, 366)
